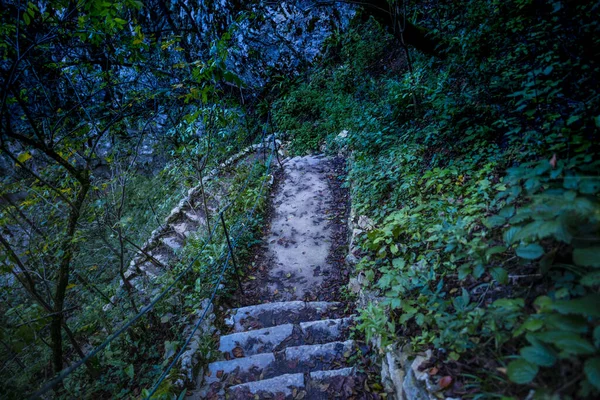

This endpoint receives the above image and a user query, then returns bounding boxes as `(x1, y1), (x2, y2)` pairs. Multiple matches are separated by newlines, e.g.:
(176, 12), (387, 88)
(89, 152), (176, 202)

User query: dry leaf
(232, 346), (245, 358)
(439, 376), (453, 389)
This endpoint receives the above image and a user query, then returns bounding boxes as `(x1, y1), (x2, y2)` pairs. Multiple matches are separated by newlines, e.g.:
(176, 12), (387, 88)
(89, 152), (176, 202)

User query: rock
(381, 349), (405, 399)
(337, 129), (349, 139)
(357, 215), (375, 231)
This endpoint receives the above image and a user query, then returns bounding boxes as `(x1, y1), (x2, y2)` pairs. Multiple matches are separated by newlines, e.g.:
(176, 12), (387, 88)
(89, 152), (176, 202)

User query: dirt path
(243, 155), (350, 304)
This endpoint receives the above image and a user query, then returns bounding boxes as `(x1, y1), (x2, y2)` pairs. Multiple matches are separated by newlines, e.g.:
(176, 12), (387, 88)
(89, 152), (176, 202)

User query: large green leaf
(504, 226), (521, 244)
(573, 247), (600, 267)
(581, 271), (600, 286)
(485, 215), (506, 228)
(516, 243), (544, 260)
(491, 267), (508, 284)
(545, 314), (588, 333)
(551, 294), (600, 318)
(584, 358), (600, 390)
(520, 343), (557, 367)
(536, 331), (596, 355)
(507, 358), (539, 384)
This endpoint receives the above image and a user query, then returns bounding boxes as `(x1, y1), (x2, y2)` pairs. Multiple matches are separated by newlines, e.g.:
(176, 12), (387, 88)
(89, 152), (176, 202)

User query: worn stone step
(225, 301), (345, 332)
(205, 353), (274, 385)
(183, 208), (206, 223)
(299, 317), (353, 345)
(228, 372), (304, 399)
(227, 367), (356, 400)
(280, 340), (355, 376)
(307, 367), (360, 400)
(220, 324), (294, 358)
(219, 317), (354, 358)
(160, 234), (184, 251)
(206, 340), (356, 387)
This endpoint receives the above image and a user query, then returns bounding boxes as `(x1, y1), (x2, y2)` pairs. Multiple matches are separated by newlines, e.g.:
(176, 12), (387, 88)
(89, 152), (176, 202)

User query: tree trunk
(50, 176), (90, 374)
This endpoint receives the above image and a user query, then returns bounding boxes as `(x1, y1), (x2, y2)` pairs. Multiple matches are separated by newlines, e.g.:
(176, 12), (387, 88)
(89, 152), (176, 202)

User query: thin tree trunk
(50, 177), (90, 375)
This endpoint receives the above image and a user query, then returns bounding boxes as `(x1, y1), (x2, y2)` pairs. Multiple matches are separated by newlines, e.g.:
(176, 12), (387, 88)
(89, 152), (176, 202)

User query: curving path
(196, 155), (368, 399)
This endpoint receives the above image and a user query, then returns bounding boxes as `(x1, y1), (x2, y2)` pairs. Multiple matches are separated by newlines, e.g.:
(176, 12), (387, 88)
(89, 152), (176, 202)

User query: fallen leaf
(232, 346), (244, 358)
(429, 367), (439, 375)
(439, 376), (453, 389)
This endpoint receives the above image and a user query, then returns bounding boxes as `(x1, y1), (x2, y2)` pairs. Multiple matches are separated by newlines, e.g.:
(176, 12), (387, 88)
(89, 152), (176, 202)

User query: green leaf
(507, 358), (538, 384)
(566, 115), (581, 126)
(493, 298), (524, 311)
(491, 267), (508, 284)
(579, 178), (600, 194)
(499, 206), (516, 219)
(516, 243), (544, 260)
(520, 343), (557, 367)
(485, 215), (506, 228)
(473, 263), (485, 279)
(486, 246), (507, 259)
(554, 336), (596, 355)
(392, 258), (406, 269)
(581, 271), (600, 286)
(573, 247), (600, 267)
(458, 264), (471, 280)
(545, 314), (588, 333)
(125, 364), (134, 379)
(584, 358), (600, 390)
(535, 331), (596, 355)
(520, 317), (544, 333)
(551, 294), (600, 318)
(504, 226), (521, 244)
(16, 152), (32, 163)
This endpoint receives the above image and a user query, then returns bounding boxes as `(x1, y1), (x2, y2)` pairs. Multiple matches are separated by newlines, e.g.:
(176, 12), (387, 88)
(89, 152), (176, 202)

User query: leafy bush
(273, 1), (600, 396)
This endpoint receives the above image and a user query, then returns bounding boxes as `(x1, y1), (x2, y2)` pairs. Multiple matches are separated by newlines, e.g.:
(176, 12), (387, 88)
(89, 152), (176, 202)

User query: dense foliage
(0, 0), (270, 397)
(273, 1), (600, 398)
(1, 0), (599, 398)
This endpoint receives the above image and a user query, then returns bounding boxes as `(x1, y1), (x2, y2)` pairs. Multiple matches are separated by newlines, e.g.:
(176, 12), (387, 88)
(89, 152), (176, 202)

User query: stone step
(220, 324), (294, 359)
(160, 234), (184, 251)
(307, 367), (358, 399)
(206, 340), (356, 387)
(228, 372), (303, 399)
(281, 340), (355, 376)
(219, 317), (353, 358)
(225, 301), (345, 332)
(205, 353), (274, 385)
(300, 317), (353, 345)
(228, 367), (356, 399)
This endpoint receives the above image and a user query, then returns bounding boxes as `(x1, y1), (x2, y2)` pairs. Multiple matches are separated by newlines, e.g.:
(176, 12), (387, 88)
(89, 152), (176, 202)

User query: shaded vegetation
(273, 1), (600, 398)
(1, 0), (599, 398)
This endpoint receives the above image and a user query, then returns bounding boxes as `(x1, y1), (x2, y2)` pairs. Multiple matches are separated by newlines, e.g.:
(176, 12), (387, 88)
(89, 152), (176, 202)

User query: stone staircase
(198, 301), (362, 399)
(193, 154), (363, 399)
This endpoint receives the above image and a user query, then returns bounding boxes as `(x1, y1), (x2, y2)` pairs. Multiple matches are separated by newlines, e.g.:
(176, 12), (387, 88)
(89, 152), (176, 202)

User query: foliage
(273, 1), (600, 397)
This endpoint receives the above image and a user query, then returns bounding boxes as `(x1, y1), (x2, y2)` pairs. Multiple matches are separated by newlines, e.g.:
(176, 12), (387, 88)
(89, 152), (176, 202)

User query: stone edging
(105, 136), (283, 390)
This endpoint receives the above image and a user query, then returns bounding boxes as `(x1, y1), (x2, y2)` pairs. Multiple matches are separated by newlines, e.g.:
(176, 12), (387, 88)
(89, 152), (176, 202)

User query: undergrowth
(272, 2), (600, 398)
